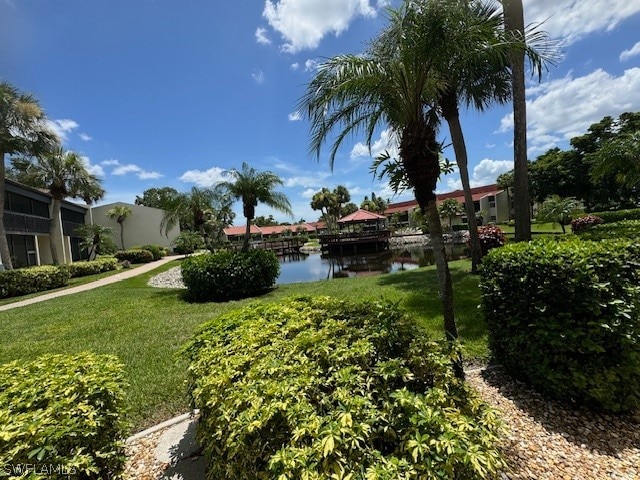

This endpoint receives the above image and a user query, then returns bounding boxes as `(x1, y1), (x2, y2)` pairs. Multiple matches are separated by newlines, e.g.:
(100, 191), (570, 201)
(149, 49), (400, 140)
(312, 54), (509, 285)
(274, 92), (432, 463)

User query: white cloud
(498, 68), (640, 155)
(304, 59), (319, 71)
(45, 118), (79, 142)
(523, 0), (640, 46)
(301, 188), (316, 198)
(291, 62), (299, 70)
(620, 41), (640, 62)
(179, 166), (228, 187)
(485, 143), (496, 149)
(79, 132), (92, 142)
(262, 0), (380, 53)
(255, 27), (272, 45)
(288, 111), (301, 121)
(284, 174), (330, 188)
(350, 128), (398, 160)
(442, 159), (512, 192)
(110, 161), (163, 180)
(79, 156), (104, 177)
(252, 70), (265, 84)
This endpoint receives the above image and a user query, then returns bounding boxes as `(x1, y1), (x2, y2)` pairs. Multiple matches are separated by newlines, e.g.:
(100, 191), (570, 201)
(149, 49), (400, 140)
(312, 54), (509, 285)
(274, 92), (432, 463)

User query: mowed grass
(0, 258), (487, 432)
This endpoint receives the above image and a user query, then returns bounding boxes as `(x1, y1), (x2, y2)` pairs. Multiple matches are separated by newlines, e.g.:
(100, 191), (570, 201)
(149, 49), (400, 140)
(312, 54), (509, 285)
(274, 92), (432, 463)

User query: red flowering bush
(474, 225), (506, 256)
(571, 214), (603, 233)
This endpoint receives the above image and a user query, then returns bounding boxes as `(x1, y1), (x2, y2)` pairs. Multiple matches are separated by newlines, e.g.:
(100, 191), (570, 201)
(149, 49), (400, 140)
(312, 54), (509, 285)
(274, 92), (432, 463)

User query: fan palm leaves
(215, 162), (292, 252)
(11, 148), (104, 264)
(0, 82), (59, 269)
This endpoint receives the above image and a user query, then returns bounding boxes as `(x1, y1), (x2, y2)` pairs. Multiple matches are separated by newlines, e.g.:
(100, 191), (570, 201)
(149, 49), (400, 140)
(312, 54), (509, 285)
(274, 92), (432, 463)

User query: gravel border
(124, 367), (639, 479)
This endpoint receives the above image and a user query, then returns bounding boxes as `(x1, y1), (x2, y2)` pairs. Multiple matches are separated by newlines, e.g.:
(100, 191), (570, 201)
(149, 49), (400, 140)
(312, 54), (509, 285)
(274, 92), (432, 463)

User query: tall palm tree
(502, 0), (530, 241)
(159, 187), (235, 246)
(0, 82), (58, 269)
(395, 0), (554, 271)
(11, 148), (104, 264)
(215, 162), (292, 252)
(107, 205), (133, 251)
(299, 1), (464, 368)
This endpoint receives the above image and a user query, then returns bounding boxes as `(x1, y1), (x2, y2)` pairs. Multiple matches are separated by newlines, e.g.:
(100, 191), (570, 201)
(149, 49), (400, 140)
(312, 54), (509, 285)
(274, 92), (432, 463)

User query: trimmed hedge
(114, 249), (154, 264)
(575, 220), (640, 241)
(480, 239), (640, 412)
(588, 208), (640, 223)
(183, 297), (506, 480)
(0, 353), (128, 479)
(67, 257), (118, 278)
(181, 250), (280, 302)
(0, 265), (69, 299)
(137, 244), (167, 261)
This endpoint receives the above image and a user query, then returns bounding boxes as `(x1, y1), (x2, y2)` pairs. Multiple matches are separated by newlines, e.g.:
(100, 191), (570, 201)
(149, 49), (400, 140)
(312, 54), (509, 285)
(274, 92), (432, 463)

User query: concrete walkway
(0, 255), (182, 312)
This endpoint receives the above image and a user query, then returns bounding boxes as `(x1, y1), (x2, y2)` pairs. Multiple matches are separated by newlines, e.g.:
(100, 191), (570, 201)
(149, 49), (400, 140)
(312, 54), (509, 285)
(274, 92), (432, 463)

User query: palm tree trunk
(50, 198), (63, 264)
(243, 220), (251, 252)
(442, 97), (483, 272)
(400, 121), (463, 379)
(0, 153), (13, 269)
(503, 0), (531, 241)
(119, 222), (125, 250)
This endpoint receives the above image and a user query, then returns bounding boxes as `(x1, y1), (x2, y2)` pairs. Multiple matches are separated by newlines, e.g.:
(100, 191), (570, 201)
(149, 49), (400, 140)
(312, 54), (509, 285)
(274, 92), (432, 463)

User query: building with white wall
(90, 202), (179, 250)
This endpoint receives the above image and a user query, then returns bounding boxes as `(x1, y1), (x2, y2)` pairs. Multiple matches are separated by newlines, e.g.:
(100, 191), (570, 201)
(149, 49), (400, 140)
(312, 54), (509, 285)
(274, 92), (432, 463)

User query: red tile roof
(384, 184), (503, 214)
(338, 209), (386, 223)
(223, 225), (262, 236)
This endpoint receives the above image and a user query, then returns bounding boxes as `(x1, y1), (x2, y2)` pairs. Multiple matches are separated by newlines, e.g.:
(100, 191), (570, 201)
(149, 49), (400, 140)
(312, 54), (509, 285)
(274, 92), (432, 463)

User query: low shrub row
(588, 208), (640, 223)
(480, 238), (640, 412)
(183, 297), (506, 479)
(0, 265), (69, 299)
(114, 249), (154, 264)
(0, 353), (129, 479)
(67, 257), (118, 278)
(575, 219), (640, 241)
(181, 250), (279, 302)
(135, 244), (167, 261)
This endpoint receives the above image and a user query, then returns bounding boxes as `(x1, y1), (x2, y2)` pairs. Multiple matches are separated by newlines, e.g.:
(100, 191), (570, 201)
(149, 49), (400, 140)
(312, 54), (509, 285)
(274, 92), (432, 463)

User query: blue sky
(1, 0), (639, 223)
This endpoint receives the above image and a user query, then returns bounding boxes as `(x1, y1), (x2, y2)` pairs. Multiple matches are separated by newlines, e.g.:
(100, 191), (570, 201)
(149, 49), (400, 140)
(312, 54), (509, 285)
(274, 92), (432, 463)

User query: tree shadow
(480, 367), (640, 455)
(376, 267), (488, 343)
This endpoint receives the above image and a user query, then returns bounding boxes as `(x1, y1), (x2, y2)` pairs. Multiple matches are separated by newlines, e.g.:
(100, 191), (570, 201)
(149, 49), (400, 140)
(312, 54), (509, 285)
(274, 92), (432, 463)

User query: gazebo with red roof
(320, 209), (390, 254)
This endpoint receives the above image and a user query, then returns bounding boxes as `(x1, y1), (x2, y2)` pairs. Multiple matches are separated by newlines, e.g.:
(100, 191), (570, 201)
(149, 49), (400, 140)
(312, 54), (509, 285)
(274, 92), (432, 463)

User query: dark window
(62, 208), (85, 224)
(7, 234), (37, 268)
(32, 200), (49, 218)
(473, 201), (480, 212)
(5, 192), (50, 218)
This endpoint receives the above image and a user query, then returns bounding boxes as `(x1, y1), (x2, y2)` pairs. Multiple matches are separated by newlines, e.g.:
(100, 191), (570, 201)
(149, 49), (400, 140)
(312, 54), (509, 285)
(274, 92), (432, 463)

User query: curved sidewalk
(0, 255), (182, 312)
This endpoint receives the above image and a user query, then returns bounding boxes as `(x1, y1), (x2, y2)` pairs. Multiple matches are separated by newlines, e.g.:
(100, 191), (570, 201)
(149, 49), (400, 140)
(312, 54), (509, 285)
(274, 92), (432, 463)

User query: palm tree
(535, 195), (580, 233)
(502, 0), (530, 241)
(389, 1), (555, 271)
(74, 223), (115, 260)
(215, 162), (292, 252)
(106, 205), (133, 251)
(0, 82), (58, 269)
(160, 187), (235, 246)
(299, 1), (464, 368)
(438, 198), (464, 231)
(11, 148), (104, 264)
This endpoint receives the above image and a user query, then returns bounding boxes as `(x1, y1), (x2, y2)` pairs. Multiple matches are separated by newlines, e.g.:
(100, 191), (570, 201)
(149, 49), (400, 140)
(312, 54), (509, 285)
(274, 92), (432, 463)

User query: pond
(276, 244), (467, 284)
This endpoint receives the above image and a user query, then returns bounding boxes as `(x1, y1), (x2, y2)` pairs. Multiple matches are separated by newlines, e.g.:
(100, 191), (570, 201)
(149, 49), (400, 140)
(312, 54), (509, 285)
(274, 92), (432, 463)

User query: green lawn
(0, 258), (487, 432)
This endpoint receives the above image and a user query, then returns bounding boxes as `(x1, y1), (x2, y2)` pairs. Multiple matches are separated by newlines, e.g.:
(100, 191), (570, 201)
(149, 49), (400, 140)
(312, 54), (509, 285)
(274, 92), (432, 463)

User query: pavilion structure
(319, 209), (390, 254)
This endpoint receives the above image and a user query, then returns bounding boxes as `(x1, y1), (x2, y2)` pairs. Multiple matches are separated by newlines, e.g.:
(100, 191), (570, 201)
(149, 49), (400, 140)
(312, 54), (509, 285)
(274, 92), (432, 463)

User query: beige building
(90, 202), (180, 250)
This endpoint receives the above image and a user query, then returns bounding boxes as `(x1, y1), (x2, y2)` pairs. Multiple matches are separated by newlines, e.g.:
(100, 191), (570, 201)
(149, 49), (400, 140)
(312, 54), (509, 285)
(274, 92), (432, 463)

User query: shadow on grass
(376, 265), (487, 345)
(480, 367), (640, 455)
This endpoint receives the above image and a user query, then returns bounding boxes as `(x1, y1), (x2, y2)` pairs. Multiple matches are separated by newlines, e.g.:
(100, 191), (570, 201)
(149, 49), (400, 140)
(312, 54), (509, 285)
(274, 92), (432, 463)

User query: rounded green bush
(183, 297), (506, 480)
(0, 265), (69, 299)
(480, 238), (640, 412)
(138, 244), (166, 261)
(181, 250), (280, 302)
(114, 248), (154, 264)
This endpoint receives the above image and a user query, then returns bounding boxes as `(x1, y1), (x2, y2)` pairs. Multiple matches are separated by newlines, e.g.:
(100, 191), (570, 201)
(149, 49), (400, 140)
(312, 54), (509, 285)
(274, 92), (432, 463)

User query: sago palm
(215, 162), (292, 252)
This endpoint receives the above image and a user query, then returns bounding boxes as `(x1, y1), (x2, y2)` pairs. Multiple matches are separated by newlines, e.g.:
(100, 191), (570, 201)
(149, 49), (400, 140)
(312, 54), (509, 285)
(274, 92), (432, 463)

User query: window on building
(488, 195), (496, 208)
(61, 208), (85, 224)
(473, 201), (480, 211)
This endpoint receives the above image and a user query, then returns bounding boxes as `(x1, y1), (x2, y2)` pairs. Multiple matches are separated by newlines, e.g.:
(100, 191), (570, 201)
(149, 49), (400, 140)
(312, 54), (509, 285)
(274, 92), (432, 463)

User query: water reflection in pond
(276, 244), (468, 285)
